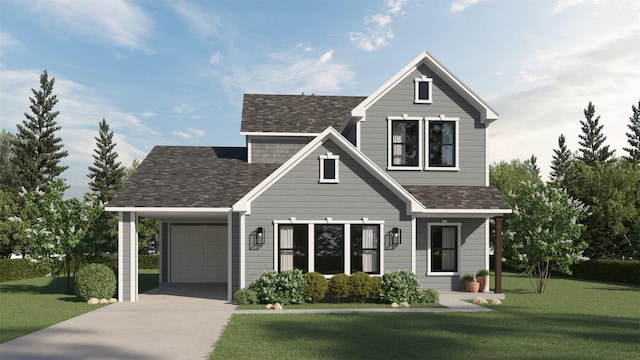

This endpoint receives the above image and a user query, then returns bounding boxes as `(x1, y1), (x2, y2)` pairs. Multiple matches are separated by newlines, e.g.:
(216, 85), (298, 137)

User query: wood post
(494, 216), (503, 293)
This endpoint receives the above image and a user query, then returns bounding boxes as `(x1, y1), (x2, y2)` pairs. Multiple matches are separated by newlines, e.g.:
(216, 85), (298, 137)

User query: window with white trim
(279, 224), (308, 272)
(319, 153), (339, 183)
(351, 225), (380, 274)
(315, 224), (344, 274)
(414, 76), (433, 104)
(388, 116), (422, 169)
(428, 223), (461, 274)
(426, 117), (459, 169)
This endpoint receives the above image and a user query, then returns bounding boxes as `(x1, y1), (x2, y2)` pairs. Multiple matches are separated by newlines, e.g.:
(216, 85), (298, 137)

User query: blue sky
(1, 0), (639, 198)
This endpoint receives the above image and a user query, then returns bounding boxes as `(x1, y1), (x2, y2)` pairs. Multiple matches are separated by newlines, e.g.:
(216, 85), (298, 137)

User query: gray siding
(161, 222), (169, 283)
(122, 212), (131, 302)
(360, 63), (486, 186)
(232, 212), (241, 295)
(243, 139), (413, 286)
(416, 218), (487, 291)
(249, 136), (313, 163)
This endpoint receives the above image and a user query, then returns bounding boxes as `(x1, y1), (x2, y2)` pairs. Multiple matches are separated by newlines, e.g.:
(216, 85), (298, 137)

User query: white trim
(247, 137), (252, 164)
(106, 207), (231, 213)
(240, 131), (321, 137)
(319, 152), (340, 183)
(273, 224), (278, 271)
(227, 212), (233, 301)
(273, 219), (385, 225)
(117, 212), (124, 303)
(308, 224), (315, 272)
(427, 222), (462, 276)
(414, 209), (512, 218)
(411, 218), (416, 274)
(484, 218), (490, 271)
(355, 120), (362, 150)
(425, 116), (460, 171)
(239, 213), (245, 289)
(387, 115), (423, 170)
(485, 125), (490, 186)
(414, 76), (433, 104)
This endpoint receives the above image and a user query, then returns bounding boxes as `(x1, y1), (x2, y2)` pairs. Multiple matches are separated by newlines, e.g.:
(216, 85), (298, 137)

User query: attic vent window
(414, 76), (433, 104)
(319, 153), (339, 183)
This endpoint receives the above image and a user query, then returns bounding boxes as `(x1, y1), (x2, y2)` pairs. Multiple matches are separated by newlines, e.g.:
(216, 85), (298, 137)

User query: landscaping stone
(399, 302), (410, 308)
(274, 303), (283, 311)
(472, 297), (488, 304)
(390, 302), (399, 308)
(109, 298), (118, 303)
(265, 304), (273, 309)
(99, 298), (109, 304)
(87, 298), (99, 305)
(490, 298), (502, 305)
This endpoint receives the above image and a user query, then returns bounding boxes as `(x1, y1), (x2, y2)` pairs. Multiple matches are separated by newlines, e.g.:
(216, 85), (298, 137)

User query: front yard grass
(210, 273), (640, 359)
(0, 269), (159, 344)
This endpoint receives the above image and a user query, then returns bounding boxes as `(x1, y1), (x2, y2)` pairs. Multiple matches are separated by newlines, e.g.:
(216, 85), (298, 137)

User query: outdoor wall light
(256, 227), (265, 246)
(392, 227), (401, 245)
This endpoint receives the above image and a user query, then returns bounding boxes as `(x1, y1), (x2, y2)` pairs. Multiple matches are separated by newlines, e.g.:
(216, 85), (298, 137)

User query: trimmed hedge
(0, 259), (48, 282)
(572, 260), (640, 285)
(138, 254), (159, 269)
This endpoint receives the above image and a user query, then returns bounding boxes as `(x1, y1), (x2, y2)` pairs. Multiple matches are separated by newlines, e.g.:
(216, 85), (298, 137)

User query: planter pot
(468, 281), (480, 293)
(477, 275), (490, 293)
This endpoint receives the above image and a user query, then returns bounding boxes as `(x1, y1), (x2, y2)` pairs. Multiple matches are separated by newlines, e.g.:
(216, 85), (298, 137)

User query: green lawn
(0, 269), (159, 344)
(211, 273), (640, 360)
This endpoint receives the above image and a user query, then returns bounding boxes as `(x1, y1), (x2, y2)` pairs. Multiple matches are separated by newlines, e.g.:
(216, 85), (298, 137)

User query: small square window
(319, 153), (339, 183)
(414, 76), (433, 104)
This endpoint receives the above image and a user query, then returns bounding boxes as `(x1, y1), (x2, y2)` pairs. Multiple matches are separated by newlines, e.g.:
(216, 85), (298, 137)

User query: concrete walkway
(0, 289), (504, 360)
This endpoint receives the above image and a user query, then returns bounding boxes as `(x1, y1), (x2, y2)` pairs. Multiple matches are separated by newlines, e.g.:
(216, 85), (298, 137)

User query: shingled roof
(403, 185), (510, 210)
(241, 94), (366, 133)
(108, 146), (279, 208)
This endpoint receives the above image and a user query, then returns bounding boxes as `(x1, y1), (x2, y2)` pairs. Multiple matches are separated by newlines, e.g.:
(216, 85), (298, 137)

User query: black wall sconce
(256, 227), (265, 246)
(391, 227), (401, 246)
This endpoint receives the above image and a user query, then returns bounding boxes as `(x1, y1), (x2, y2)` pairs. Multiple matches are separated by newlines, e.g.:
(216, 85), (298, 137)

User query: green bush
(328, 273), (351, 302)
(234, 288), (258, 305)
(303, 272), (327, 303)
(138, 254), (159, 269)
(0, 258), (48, 282)
(351, 272), (381, 302)
(75, 263), (117, 301)
(250, 270), (306, 305)
(380, 270), (424, 304)
(572, 260), (640, 285)
(421, 289), (440, 304)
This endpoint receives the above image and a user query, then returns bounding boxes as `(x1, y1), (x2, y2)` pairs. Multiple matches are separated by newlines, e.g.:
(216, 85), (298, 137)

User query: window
(351, 225), (380, 274)
(388, 116), (422, 169)
(427, 118), (458, 169)
(319, 153), (339, 183)
(414, 76), (433, 104)
(429, 224), (460, 274)
(314, 224), (344, 274)
(279, 224), (308, 272)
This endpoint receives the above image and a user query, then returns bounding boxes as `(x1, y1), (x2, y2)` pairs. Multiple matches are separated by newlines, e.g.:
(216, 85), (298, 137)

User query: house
(106, 51), (511, 302)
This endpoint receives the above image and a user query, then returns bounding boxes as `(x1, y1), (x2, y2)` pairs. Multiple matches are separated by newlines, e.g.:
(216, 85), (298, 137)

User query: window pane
(429, 121), (456, 167)
(323, 159), (336, 180)
(392, 121), (419, 166)
(280, 224), (308, 272)
(418, 81), (430, 100)
(431, 226), (457, 272)
(315, 224), (344, 274)
(351, 225), (380, 274)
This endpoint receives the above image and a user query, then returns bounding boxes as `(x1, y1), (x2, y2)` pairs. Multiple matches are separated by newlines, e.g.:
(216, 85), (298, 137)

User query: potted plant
(476, 269), (490, 293)
(462, 273), (478, 292)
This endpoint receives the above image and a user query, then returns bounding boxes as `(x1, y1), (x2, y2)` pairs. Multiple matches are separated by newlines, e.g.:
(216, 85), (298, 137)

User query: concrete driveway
(0, 284), (235, 360)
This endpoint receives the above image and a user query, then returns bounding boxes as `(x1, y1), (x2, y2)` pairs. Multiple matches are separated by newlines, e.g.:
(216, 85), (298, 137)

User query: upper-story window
(387, 115), (423, 170)
(414, 76), (433, 104)
(319, 152), (339, 183)
(426, 117), (459, 170)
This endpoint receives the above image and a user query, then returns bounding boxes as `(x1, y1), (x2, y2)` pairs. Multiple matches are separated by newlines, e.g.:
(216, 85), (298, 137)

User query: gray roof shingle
(108, 146), (279, 208)
(403, 185), (510, 210)
(241, 94), (366, 133)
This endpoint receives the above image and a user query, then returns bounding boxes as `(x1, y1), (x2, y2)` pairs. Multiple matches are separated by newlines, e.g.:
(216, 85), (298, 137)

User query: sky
(1, 0), (639, 198)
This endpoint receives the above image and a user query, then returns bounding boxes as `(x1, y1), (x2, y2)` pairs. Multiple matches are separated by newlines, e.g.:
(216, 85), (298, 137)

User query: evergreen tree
(11, 71), (68, 191)
(577, 102), (614, 166)
(528, 154), (540, 178)
(623, 99), (640, 163)
(0, 130), (17, 191)
(550, 134), (572, 183)
(88, 119), (125, 204)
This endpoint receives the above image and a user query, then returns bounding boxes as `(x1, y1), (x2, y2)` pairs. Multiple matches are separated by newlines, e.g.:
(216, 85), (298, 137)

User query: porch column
(118, 211), (139, 302)
(494, 216), (503, 293)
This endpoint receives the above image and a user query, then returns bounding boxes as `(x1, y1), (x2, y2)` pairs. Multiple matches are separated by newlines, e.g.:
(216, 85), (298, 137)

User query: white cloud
(172, 128), (206, 139)
(0, 32), (20, 52)
(450, 0), (492, 13)
(169, 0), (221, 38)
(319, 50), (333, 64)
(349, 0), (410, 51)
(552, 0), (584, 13)
(386, 0), (410, 15)
(210, 51), (221, 64)
(26, 0), (153, 51)
(519, 71), (550, 84)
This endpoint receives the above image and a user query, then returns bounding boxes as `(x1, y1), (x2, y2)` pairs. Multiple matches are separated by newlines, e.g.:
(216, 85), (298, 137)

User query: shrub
(303, 272), (327, 303)
(421, 289), (440, 304)
(380, 270), (424, 304)
(476, 269), (490, 277)
(250, 270), (305, 305)
(234, 288), (258, 305)
(75, 263), (117, 301)
(328, 273), (351, 302)
(351, 272), (381, 302)
(572, 260), (640, 285)
(0, 258), (48, 282)
(138, 254), (159, 269)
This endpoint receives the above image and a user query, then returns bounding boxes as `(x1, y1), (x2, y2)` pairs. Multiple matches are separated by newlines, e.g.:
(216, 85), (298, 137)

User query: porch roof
(403, 185), (511, 212)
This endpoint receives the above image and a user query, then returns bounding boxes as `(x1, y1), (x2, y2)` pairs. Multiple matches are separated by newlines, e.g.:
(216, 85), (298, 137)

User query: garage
(170, 225), (227, 283)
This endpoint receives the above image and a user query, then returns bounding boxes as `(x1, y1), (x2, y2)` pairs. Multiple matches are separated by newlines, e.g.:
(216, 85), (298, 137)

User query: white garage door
(171, 226), (227, 283)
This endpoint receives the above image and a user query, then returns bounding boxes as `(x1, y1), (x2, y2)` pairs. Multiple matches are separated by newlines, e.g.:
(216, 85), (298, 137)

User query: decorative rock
(109, 298), (118, 303)
(490, 298), (502, 305)
(99, 298), (109, 304)
(265, 304), (273, 309)
(390, 302), (399, 308)
(87, 298), (99, 305)
(274, 303), (283, 311)
(472, 297), (488, 304)
(399, 301), (410, 308)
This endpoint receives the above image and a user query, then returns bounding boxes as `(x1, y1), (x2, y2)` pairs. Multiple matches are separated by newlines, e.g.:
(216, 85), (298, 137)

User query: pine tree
(623, 99), (640, 163)
(87, 119), (125, 204)
(527, 154), (540, 178)
(577, 102), (614, 166)
(550, 134), (572, 183)
(11, 71), (68, 191)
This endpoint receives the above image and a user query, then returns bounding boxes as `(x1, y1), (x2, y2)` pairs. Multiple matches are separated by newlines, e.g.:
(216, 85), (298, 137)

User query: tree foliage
(624, 99), (640, 163)
(0, 130), (18, 191)
(490, 158), (541, 207)
(550, 134), (573, 184)
(577, 101), (614, 166)
(504, 181), (589, 293)
(0, 190), (26, 258)
(11, 71), (68, 192)
(88, 119), (125, 204)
